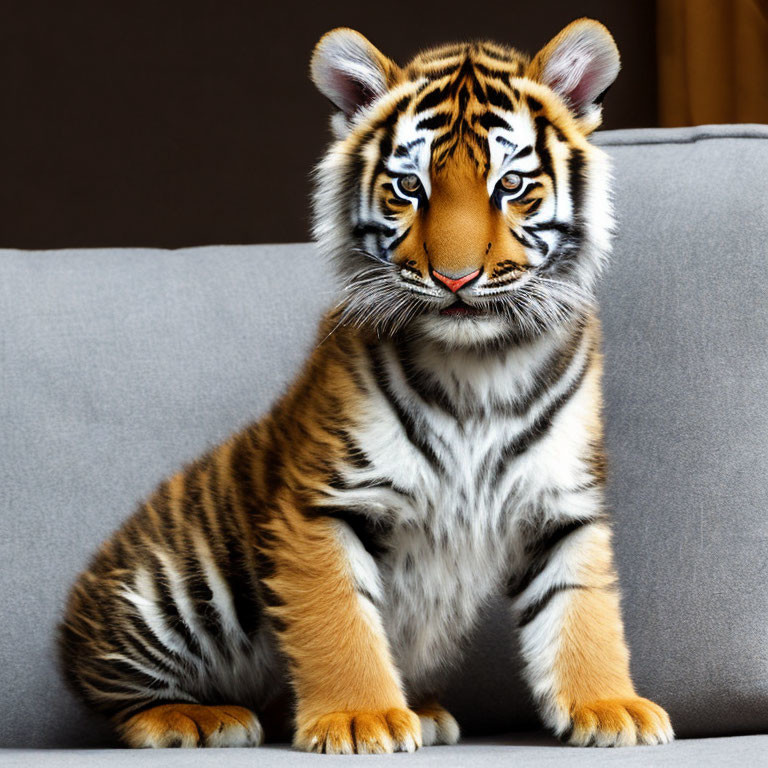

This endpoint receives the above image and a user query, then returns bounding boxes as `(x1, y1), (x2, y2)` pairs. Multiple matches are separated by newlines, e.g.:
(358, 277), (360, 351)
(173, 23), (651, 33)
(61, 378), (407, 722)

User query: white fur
(536, 21), (620, 124)
(120, 563), (283, 716)
(311, 29), (389, 117)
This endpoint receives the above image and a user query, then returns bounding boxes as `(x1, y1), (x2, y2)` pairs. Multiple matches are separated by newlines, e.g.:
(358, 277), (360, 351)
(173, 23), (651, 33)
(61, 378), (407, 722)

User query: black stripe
(366, 95), (413, 212)
(527, 220), (578, 237)
(430, 129), (455, 154)
(465, 139), (481, 168)
(593, 84), (612, 106)
(119, 626), (180, 679)
(353, 221), (396, 238)
(534, 116), (556, 183)
(523, 198), (542, 215)
(386, 95), (414, 121)
(329, 427), (371, 470)
(527, 95), (543, 112)
(147, 482), (176, 548)
(260, 421), (285, 499)
(346, 126), (378, 247)
(520, 226), (549, 257)
(448, 56), (475, 96)
(480, 44), (516, 63)
(308, 505), (392, 560)
(179, 470), (227, 653)
(91, 657), (169, 692)
(253, 540), (283, 615)
(486, 355), (590, 485)
(422, 63), (462, 81)
(501, 324), (586, 417)
(366, 344), (445, 474)
(393, 137), (425, 158)
(517, 584), (586, 626)
(393, 336), (461, 419)
(422, 44), (465, 62)
(151, 554), (204, 659)
(344, 477), (416, 503)
(81, 670), (148, 699)
(533, 516), (595, 555)
(385, 225), (412, 255)
(417, 112), (452, 131)
(568, 147), (586, 227)
(466, 62), (488, 104)
(507, 515), (602, 599)
(506, 167), (543, 179)
(473, 62), (512, 81)
(212, 465), (264, 639)
(509, 226), (535, 249)
(477, 111), (511, 131)
(123, 613), (187, 671)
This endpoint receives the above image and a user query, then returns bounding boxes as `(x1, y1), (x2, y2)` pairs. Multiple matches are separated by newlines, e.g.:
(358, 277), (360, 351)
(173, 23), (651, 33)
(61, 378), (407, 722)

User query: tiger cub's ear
(311, 29), (400, 124)
(528, 18), (620, 133)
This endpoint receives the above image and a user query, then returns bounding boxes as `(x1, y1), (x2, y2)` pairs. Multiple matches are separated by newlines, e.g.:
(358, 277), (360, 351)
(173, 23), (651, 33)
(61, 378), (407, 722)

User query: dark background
(0, 0), (657, 249)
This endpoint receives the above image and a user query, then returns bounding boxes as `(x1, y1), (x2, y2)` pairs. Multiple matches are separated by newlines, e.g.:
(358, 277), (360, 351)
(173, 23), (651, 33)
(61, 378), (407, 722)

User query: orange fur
(551, 524), (672, 745)
(120, 704), (262, 748)
(264, 510), (410, 732)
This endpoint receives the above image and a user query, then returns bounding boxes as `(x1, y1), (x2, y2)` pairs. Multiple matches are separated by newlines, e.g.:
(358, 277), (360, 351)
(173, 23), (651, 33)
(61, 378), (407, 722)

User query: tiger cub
(59, 18), (673, 752)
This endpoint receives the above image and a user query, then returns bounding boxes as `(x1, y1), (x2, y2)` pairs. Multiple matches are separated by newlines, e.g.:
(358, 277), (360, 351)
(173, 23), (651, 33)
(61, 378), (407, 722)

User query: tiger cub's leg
(58, 454), (275, 749)
(119, 704), (263, 748)
(263, 510), (420, 754)
(412, 699), (460, 746)
(510, 517), (673, 747)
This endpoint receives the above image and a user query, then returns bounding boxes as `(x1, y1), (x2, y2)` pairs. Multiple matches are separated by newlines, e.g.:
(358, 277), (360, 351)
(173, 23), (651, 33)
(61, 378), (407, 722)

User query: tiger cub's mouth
(439, 301), (485, 318)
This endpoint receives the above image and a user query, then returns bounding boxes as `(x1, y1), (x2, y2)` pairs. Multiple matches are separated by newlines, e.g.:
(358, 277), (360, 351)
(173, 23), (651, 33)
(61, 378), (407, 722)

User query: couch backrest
(1, 124), (768, 747)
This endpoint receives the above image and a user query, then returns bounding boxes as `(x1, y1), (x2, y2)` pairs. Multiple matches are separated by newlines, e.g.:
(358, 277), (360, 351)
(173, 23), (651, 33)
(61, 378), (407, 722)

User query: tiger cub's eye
(500, 172), (523, 192)
(399, 174), (422, 194)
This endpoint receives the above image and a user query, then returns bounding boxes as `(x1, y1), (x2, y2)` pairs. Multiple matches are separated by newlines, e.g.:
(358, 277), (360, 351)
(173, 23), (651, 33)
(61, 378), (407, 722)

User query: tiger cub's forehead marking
(388, 116), (430, 175)
(382, 45), (559, 176)
(486, 112), (539, 181)
(395, 46), (533, 168)
(388, 93), (541, 187)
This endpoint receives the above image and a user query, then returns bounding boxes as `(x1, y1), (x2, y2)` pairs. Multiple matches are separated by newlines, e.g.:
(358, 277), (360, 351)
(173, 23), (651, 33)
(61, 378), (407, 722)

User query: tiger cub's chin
(59, 17), (673, 752)
(413, 311), (515, 348)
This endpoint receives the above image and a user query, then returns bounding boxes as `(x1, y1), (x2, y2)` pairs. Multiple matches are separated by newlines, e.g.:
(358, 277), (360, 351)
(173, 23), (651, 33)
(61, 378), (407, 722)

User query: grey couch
(2, 124), (768, 766)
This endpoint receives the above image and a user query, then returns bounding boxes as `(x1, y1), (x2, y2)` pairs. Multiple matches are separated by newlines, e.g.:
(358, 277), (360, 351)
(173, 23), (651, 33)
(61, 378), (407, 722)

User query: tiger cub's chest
(378, 491), (513, 691)
(334, 331), (590, 688)
(362, 418), (521, 691)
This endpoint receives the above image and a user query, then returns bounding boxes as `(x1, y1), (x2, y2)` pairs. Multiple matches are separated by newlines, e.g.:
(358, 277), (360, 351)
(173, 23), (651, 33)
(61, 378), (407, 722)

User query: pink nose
(432, 268), (481, 293)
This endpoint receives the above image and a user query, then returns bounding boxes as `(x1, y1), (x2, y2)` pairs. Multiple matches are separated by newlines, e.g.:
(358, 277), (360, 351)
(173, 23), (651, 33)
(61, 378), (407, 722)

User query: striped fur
(58, 19), (672, 752)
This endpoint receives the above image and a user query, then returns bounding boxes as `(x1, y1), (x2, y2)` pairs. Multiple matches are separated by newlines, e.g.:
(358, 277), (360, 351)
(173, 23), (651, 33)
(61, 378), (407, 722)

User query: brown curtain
(657, 0), (768, 126)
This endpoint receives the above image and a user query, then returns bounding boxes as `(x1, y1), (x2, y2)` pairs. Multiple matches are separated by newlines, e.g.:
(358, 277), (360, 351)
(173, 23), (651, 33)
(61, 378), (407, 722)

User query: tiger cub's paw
(120, 703), (263, 748)
(566, 697), (673, 747)
(294, 708), (422, 754)
(414, 701), (460, 746)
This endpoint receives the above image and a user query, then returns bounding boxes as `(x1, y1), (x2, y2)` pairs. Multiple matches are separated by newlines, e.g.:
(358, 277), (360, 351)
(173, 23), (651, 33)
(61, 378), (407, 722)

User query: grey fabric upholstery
(3, 734), (768, 767)
(1, 124), (767, 758)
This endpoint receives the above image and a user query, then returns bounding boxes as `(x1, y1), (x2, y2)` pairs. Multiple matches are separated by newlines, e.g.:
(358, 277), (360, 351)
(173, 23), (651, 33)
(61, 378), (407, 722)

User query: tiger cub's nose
(431, 268), (481, 293)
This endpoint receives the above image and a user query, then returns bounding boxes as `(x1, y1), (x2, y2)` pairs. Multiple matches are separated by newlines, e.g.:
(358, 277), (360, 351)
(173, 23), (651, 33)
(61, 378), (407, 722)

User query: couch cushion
(1, 124), (767, 748)
(2, 734), (768, 766)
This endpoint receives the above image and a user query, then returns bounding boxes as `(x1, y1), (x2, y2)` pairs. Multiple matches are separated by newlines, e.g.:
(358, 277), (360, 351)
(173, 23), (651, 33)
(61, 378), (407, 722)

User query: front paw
(295, 708), (422, 754)
(413, 701), (460, 746)
(566, 697), (673, 747)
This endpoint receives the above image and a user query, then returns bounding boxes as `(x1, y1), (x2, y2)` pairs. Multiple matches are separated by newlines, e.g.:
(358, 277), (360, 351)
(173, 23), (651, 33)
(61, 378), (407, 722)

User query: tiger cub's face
(311, 19), (620, 347)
